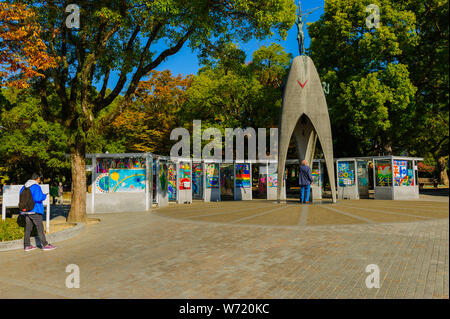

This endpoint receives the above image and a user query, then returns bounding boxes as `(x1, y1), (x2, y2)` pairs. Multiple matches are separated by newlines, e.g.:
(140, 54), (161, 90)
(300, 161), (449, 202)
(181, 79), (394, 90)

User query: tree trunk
(67, 142), (88, 223)
(437, 156), (449, 186)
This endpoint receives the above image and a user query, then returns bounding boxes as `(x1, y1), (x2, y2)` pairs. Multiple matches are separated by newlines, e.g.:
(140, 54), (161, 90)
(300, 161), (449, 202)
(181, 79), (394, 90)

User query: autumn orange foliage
(112, 70), (193, 153)
(0, 2), (56, 88)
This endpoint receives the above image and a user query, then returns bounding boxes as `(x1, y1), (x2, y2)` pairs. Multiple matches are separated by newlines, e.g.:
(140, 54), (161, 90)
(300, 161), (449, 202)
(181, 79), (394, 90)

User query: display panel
(235, 163), (251, 188)
(206, 163), (219, 188)
(179, 162), (191, 190)
(192, 163), (203, 198)
(393, 160), (414, 186)
(312, 162), (321, 187)
(338, 161), (355, 186)
(268, 163), (278, 188)
(109, 169), (146, 193)
(376, 160), (392, 187)
(159, 162), (168, 194)
(96, 158), (146, 173)
(168, 163), (177, 200)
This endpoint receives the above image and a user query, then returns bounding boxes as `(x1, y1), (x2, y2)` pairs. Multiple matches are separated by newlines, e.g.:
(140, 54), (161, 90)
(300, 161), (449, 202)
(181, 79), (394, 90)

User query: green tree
(14, 0), (296, 222)
(105, 70), (193, 154)
(184, 43), (292, 132)
(400, 0), (449, 185)
(249, 43), (292, 88)
(0, 87), (70, 183)
(308, 0), (419, 156)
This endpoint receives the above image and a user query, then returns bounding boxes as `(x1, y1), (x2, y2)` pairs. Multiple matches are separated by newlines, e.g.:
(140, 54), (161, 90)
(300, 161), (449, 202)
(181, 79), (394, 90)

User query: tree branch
(94, 26), (141, 108)
(96, 27), (195, 131)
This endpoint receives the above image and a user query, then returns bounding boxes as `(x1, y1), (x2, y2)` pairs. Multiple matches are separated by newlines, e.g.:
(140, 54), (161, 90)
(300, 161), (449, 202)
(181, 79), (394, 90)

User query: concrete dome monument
(277, 2), (337, 203)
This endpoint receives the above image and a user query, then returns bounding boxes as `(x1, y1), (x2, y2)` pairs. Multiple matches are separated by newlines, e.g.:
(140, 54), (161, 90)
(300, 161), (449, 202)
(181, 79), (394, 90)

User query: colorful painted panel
(267, 163), (277, 188)
(192, 164), (203, 196)
(95, 173), (109, 193)
(357, 162), (369, 187)
(96, 158), (146, 173)
(159, 162), (168, 194)
(376, 161), (392, 187)
(109, 169), (146, 193)
(206, 163), (219, 188)
(268, 173), (278, 187)
(235, 164), (251, 188)
(312, 168), (320, 186)
(179, 162), (191, 190)
(338, 161), (355, 186)
(168, 163), (177, 200)
(407, 169), (414, 186)
(393, 160), (414, 186)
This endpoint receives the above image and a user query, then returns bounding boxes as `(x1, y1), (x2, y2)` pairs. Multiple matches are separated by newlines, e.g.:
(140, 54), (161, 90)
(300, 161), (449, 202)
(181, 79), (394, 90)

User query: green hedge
(0, 216), (39, 242)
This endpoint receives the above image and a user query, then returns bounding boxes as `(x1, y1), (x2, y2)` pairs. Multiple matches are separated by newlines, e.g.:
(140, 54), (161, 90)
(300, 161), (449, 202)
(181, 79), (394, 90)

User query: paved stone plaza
(0, 196), (448, 299)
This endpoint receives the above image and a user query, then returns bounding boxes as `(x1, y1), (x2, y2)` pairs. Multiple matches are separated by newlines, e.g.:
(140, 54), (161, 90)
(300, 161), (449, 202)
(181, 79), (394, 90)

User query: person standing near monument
(19, 173), (56, 251)
(299, 160), (313, 203)
(58, 182), (64, 205)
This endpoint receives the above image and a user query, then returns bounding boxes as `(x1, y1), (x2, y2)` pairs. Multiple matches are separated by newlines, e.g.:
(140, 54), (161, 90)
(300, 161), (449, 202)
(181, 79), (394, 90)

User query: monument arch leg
(308, 114), (337, 203)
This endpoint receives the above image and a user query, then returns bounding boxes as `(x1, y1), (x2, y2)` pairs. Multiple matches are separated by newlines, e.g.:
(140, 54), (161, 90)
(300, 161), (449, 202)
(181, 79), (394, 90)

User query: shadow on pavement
(50, 205), (71, 220)
(419, 188), (449, 197)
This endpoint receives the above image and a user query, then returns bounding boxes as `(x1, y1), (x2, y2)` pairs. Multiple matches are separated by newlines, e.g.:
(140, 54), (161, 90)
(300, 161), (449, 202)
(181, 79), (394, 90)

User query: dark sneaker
(24, 245), (37, 252)
(42, 244), (56, 251)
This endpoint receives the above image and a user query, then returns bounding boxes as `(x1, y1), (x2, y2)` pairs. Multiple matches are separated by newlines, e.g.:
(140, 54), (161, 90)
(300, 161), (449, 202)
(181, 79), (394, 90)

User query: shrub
(0, 218), (24, 241)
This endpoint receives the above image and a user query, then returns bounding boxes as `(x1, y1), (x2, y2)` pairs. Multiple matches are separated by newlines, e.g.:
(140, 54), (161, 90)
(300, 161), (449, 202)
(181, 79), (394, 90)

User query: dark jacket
(299, 165), (313, 186)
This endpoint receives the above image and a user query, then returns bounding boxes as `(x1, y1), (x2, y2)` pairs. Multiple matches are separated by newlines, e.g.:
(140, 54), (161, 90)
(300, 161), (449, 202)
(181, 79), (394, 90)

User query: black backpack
(18, 187), (35, 212)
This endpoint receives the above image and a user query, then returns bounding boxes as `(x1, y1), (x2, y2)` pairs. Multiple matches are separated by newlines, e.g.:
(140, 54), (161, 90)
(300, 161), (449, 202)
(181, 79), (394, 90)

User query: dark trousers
(24, 214), (48, 247)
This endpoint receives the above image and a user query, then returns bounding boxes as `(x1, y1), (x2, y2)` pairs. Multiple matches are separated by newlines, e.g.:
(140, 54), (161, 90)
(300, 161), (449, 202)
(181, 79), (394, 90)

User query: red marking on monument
(297, 80), (308, 88)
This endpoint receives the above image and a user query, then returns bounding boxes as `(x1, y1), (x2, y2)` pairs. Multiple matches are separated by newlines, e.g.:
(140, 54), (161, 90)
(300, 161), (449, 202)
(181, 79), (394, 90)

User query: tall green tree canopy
(183, 43), (292, 132)
(308, 0), (448, 182)
(308, 0), (420, 156)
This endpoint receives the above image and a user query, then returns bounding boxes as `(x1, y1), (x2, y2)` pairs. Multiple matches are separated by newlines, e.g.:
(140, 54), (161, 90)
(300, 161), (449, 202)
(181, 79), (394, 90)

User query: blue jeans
(300, 184), (311, 203)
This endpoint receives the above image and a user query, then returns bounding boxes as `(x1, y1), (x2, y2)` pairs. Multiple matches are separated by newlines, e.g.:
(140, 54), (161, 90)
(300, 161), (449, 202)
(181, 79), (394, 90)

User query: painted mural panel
(109, 169), (146, 193)
(96, 158), (146, 173)
(159, 162), (168, 195)
(338, 161), (355, 186)
(312, 162), (321, 187)
(267, 163), (278, 188)
(235, 164), (251, 188)
(376, 160), (392, 187)
(393, 160), (414, 186)
(206, 163), (219, 188)
(179, 162), (191, 190)
(95, 173), (109, 193)
(168, 163), (177, 200)
(192, 163), (203, 198)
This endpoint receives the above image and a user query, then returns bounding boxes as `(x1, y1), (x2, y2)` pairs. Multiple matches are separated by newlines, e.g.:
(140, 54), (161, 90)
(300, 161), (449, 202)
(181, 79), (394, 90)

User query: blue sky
(96, 0), (325, 92)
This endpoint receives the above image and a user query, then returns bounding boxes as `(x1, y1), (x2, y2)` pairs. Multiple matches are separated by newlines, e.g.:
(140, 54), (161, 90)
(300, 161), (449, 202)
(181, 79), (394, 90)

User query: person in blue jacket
(20, 173), (56, 251)
(299, 160), (313, 204)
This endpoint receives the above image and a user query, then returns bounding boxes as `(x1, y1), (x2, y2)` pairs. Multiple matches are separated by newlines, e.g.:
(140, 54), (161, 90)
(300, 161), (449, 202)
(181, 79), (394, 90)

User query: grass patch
(0, 218), (24, 241)
(0, 215), (41, 241)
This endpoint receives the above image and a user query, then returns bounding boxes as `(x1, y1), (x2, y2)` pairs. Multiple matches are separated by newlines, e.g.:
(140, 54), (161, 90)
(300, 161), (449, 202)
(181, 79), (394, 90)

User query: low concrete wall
(394, 187), (420, 200)
(204, 188), (220, 202)
(267, 185), (286, 201)
(86, 193), (149, 213)
(374, 187), (393, 200)
(338, 185), (359, 200)
(311, 186), (322, 200)
(235, 186), (252, 200)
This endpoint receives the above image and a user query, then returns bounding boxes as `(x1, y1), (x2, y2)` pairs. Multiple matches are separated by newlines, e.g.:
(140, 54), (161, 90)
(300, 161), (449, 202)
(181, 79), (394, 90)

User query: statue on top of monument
(296, 1), (321, 56)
